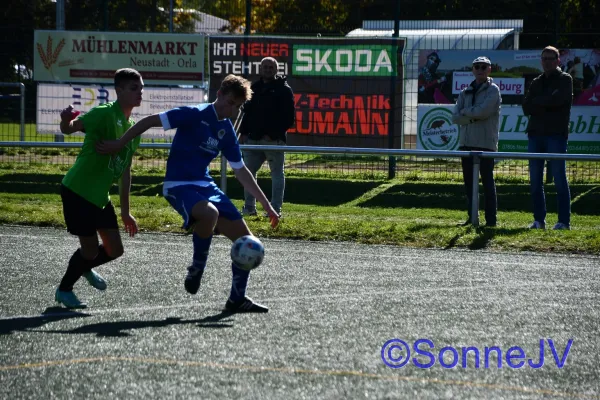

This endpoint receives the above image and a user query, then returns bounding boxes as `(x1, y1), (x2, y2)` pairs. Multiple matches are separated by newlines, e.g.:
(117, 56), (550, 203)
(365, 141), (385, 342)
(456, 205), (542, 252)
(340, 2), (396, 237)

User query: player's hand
(121, 213), (138, 237)
(60, 105), (80, 122)
(267, 210), (280, 229)
(96, 139), (123, 155)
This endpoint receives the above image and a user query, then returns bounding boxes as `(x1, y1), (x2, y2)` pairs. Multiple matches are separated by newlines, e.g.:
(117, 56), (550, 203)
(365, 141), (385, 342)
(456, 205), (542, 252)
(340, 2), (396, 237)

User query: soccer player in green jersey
(55, 68), (144, 309)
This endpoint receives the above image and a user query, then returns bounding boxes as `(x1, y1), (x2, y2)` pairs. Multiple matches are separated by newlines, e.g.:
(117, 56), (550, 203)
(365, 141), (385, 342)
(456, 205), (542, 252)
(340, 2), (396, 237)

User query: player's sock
(184, 233), (211, 294)
(83, 245), (115, 272)
(58, 249), (89, 291)
(192, 233), (211, 270)
(229, 262), (250, 302)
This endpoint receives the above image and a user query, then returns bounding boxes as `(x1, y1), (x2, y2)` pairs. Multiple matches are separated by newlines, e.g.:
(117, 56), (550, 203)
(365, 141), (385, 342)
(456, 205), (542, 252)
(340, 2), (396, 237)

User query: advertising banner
(418, 49), (600, 106)
(37, 83), (205, 138)
(34, 30), (204, 85)
(417, 105), (600, 154)
(209, 36), (404, 148)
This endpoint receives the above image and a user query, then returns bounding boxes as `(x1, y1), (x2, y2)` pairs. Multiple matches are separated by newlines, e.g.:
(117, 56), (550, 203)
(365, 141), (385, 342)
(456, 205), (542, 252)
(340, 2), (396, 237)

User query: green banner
(293, 45), (397, 77)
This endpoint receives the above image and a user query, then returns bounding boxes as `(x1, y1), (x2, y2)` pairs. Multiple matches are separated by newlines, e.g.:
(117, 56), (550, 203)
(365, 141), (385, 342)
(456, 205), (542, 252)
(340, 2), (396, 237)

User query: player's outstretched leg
(56, 247), (92, 309)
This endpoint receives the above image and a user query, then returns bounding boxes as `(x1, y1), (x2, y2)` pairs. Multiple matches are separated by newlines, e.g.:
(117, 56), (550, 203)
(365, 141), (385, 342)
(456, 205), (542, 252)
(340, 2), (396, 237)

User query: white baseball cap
(472, 56), (491, 65)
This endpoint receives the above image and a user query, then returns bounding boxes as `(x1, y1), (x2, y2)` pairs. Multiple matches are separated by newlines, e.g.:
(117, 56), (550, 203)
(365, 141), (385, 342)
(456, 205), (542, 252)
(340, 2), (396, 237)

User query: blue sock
(229, 262), (250, 302)
(192, 233), (212, 270)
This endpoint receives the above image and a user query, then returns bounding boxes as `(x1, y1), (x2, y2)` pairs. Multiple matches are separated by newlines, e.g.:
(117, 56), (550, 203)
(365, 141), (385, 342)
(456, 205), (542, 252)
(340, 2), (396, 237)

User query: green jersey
(62, 101), (141, 208)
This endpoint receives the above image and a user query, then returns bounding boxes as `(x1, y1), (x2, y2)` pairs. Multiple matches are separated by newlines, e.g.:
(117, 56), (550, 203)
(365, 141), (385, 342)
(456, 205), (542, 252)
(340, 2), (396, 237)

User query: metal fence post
(220, 156), (228, 194)
(471, 152), (481, 226)
(19, 83), (24, 141)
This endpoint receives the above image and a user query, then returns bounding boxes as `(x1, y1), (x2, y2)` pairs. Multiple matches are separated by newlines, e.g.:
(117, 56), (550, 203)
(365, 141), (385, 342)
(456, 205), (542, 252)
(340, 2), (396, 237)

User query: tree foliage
(0, 0), (598, 84)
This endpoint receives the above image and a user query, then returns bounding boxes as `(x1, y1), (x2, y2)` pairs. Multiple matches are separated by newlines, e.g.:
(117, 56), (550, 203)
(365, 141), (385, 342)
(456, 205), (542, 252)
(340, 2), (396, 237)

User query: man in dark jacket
(522, 46), (573, 230)
(239, 57), (295, 217)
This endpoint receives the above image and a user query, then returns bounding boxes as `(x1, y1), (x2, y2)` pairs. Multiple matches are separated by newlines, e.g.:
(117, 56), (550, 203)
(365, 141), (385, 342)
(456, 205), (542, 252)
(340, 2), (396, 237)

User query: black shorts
(60, 184), (119, 236)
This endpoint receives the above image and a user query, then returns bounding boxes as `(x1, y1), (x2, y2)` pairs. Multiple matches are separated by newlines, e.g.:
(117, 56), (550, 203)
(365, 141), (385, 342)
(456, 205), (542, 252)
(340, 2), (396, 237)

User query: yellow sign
(34, 30), (205, 85)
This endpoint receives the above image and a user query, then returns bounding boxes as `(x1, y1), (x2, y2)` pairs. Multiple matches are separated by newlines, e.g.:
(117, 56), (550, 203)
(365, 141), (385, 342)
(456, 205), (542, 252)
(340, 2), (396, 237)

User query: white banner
(417, 105), (600, 154)
(37, 83), (206, 138)
(34, 30), (205, 85)
(452, 72), (525, 95)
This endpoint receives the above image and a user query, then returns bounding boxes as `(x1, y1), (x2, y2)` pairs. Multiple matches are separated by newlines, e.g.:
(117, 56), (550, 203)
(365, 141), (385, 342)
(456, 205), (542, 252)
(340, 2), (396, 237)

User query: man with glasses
(452, 56), (501, 227)
(522, 46), (573, 230)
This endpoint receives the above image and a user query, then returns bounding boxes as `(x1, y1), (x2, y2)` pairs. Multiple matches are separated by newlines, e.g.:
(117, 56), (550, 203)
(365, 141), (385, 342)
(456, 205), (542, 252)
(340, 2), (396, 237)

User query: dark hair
(114, 68), (142, 88)
(427, 52), (441, 63)
(220, 74), (252, 101)
(541, 46), (560, 59)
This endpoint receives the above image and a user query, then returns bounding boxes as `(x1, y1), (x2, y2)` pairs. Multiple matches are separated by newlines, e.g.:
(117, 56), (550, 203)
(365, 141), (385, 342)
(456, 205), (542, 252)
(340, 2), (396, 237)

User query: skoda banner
(209, 36), (405, 148)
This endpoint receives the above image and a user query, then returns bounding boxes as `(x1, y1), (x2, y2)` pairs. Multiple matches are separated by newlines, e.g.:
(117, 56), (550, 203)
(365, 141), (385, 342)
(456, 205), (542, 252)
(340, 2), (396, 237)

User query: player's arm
(118, 163), (138, 237)
(59, 105), (84, 134)
(96, 114), (162, 154)
(233, 166), (280, 228)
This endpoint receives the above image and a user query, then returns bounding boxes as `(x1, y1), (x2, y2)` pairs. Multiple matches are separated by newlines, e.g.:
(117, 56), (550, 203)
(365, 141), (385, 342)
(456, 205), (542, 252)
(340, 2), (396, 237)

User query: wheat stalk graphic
(37, 36), (66, 78)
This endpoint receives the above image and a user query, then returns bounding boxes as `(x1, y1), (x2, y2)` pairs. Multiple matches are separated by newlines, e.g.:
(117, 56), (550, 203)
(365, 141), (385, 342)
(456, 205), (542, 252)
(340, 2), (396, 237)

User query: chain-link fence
(1, 1), (599, 181)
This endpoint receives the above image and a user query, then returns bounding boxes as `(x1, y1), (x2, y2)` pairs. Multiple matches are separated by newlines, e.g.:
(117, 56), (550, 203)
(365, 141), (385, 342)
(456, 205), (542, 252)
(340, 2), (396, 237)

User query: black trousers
(459, 147), (497, 225)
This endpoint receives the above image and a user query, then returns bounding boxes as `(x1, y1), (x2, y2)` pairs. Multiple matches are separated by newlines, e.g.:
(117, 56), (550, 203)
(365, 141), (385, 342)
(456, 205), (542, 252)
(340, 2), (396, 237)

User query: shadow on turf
(38, 311), (236, 337)
(438, 226), (530, 250)
(2, 172), (598, 214)
(359, 182), (600, 215)
(0, 307), (90, 335)
(401, 223), (530, 251)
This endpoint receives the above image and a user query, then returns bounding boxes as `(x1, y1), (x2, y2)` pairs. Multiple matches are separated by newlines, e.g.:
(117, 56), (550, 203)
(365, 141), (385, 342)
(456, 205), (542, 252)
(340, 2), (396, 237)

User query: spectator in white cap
(452, 56), (502, 227)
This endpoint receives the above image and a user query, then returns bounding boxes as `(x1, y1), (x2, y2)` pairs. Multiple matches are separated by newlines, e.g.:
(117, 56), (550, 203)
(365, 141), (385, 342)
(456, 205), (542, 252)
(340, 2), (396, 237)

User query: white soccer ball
(230, 235), (265, 271)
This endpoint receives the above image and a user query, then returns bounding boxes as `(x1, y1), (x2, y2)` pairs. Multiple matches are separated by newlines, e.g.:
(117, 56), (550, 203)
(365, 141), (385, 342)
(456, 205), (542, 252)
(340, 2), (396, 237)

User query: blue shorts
(164, 184), (242, 229)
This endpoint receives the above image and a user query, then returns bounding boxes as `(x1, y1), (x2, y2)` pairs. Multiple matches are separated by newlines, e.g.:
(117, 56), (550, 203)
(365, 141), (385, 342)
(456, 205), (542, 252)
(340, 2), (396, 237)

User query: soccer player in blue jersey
(96, 74), (280, 313)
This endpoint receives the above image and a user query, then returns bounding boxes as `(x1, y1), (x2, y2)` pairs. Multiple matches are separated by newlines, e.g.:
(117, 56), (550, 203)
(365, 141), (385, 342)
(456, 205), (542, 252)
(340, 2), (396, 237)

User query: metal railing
(1, 141), (598, 227)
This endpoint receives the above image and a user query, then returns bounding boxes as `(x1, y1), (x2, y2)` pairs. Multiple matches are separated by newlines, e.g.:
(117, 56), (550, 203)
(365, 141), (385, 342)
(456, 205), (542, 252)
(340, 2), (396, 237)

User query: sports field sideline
(0, 225), (599, 399)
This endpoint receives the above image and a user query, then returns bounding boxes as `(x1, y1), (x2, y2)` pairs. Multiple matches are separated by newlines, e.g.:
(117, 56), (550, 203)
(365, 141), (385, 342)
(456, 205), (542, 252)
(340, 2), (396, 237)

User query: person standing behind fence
(452, 56), (501, 227)
(55, 68), (143, 309)
(522, 46), (573, 230)
(239, 57), (295, 218)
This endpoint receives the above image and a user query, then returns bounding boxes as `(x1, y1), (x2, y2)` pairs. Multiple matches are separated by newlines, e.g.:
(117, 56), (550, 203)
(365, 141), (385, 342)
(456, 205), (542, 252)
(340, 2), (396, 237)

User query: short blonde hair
(542, 46), (560, 59)
(220, 74), (252, 101)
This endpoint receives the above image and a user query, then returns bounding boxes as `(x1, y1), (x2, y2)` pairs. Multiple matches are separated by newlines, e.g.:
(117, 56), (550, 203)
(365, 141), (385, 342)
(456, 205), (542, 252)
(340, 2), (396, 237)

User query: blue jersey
(159, 103), (244, 191)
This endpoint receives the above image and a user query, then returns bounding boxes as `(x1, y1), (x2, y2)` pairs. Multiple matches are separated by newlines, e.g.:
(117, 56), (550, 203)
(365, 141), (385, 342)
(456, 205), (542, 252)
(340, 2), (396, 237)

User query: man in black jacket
(239, 57), (295, 217)
(522, 46), (573, 230)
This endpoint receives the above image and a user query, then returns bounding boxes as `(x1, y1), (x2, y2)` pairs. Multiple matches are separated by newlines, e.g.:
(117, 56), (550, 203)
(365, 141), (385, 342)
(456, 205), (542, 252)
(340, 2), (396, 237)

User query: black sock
(82, 245), (115, 273)
(58, 249), (88, 291)
(58, 246), (116, 291)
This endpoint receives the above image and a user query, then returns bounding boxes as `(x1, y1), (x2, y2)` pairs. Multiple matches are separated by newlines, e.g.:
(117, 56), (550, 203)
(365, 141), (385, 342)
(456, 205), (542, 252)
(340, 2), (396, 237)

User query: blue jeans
(243, 138), (285, 213)
(528, 135), (571, 226)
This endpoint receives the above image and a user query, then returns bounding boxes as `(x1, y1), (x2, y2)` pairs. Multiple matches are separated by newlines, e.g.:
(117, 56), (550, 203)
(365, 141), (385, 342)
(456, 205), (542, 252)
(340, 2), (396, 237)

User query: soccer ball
(230, 235), (265, 271)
